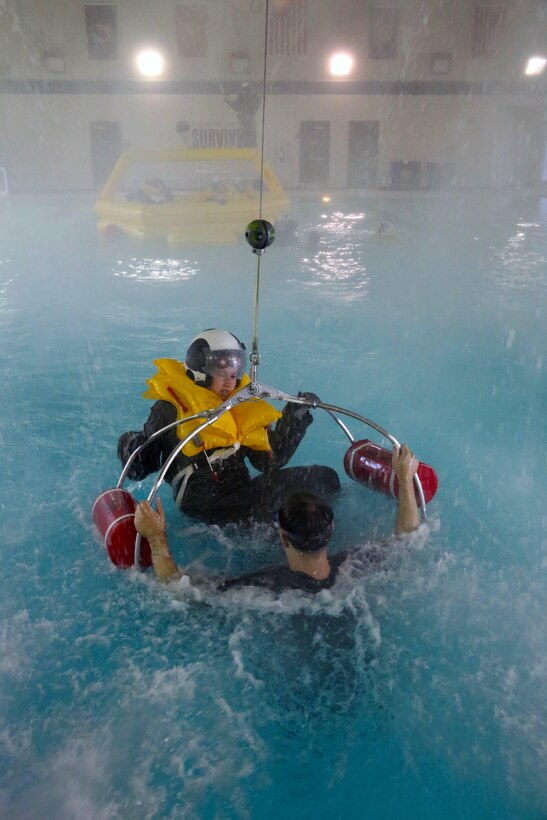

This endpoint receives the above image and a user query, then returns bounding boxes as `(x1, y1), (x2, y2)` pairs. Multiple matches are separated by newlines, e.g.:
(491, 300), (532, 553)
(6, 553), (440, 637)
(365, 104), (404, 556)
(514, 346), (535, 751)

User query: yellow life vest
(143, 358), (282, 458)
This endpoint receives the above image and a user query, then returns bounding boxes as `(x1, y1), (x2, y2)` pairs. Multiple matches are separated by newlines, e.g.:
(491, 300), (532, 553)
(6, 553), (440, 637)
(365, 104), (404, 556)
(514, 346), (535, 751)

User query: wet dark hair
(276, 492), (334, 552)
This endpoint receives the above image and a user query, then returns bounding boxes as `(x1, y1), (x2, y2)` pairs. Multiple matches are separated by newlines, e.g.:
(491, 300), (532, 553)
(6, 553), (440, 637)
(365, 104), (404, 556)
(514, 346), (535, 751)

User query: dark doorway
(299, 121), (330, 186)
(347, 121), (379, 188)
(90, 121), (122, 187)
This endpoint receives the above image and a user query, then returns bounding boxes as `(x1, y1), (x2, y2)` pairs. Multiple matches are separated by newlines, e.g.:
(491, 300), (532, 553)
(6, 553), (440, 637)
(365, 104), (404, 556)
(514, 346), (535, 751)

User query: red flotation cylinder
(344, 439), (438, 504)
(92, 488), (152, 568)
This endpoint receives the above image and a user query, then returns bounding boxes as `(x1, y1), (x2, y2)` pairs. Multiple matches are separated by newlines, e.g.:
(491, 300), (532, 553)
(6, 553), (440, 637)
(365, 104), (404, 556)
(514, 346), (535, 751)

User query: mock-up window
(369, 7), (399, 60)
(85, 4), (117, 60)
(176, 5), (208, 57)
(472, 4), (505, 59)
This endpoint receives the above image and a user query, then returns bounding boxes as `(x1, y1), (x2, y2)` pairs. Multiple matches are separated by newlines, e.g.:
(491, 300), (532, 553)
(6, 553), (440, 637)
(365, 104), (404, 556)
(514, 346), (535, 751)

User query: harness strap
(172, 443), (241, 508)
(174, 466), (194, 508)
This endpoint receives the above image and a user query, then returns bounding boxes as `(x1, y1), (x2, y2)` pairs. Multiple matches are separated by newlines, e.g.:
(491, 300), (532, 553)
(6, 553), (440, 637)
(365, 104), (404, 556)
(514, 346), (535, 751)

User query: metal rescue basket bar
(117, 381), (428, 568)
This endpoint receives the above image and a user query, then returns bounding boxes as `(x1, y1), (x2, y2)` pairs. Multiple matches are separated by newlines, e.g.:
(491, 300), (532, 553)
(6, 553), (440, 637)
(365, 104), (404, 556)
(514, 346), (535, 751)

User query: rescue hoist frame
(117, 381), (428, 568)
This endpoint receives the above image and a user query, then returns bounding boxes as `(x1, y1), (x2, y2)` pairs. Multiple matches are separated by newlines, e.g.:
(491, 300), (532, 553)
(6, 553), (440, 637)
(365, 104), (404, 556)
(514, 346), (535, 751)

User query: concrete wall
(0, 0), (544, 191)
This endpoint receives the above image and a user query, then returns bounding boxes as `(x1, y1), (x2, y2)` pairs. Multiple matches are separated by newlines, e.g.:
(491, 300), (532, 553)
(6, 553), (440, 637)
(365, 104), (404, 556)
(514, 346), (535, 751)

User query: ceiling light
(525, 56), (546, 76)
(136, 49), (165, 78)
(329, 52), (353, 77)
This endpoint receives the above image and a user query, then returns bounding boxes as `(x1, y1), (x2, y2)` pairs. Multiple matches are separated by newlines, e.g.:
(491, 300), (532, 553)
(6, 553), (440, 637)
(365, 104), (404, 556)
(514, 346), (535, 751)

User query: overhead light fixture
(525, 56), (546, 76)
(136, 49), (165, 78)
(329, 52), (354, 77)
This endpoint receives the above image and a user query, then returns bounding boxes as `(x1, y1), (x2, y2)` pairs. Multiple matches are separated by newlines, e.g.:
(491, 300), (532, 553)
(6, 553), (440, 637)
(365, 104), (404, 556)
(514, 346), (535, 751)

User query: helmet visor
(202, 348), (246, 379)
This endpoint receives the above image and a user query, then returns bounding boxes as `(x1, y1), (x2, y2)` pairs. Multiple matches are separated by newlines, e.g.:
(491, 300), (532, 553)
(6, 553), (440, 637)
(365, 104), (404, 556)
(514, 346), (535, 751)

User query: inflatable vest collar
(143, 358), (281, 458)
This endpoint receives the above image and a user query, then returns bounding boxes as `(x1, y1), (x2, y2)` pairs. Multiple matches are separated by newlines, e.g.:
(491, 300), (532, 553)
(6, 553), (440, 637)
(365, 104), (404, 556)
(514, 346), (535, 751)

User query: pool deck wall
(0, 0), (545, 192)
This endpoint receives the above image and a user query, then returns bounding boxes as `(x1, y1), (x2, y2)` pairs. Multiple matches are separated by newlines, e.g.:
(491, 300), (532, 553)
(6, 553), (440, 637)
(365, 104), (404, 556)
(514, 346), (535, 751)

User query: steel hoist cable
(247, 0), (272, 391)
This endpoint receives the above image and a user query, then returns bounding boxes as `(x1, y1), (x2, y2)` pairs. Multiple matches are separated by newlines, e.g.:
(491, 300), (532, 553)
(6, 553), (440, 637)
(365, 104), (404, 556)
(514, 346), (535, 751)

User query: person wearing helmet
(183, 328), (247, 395)
(117, 329), (340, 526)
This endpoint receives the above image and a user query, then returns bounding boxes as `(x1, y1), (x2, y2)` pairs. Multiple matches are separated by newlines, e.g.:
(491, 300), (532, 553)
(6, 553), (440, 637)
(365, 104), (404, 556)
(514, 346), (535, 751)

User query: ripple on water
(487, 221), (547, 295)
(113, 257), (199, 282)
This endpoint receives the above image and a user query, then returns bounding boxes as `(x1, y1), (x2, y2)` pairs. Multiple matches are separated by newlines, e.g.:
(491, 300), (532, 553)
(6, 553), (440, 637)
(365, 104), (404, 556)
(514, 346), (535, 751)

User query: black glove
(292, 391), (321, 420)
(117, 430), (155, 480)
(117, 431), (144, 464)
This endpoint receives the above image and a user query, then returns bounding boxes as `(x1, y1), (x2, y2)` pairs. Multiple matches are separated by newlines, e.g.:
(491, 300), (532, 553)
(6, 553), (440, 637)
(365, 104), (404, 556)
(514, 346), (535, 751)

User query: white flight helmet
(184, 329), (246, 388)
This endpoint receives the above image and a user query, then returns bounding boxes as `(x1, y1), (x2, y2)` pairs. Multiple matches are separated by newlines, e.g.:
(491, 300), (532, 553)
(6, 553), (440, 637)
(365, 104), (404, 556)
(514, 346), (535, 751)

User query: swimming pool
(0, 191), (546, 818)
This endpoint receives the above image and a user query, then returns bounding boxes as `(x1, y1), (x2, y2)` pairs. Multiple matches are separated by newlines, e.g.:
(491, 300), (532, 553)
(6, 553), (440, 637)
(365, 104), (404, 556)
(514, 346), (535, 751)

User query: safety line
(250, 0), (271, 384)
(258, 0), (270, 220)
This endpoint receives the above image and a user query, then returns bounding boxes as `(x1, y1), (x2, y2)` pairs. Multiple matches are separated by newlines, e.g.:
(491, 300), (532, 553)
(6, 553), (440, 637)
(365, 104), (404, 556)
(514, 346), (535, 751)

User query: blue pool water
(0, 191), (546, 818)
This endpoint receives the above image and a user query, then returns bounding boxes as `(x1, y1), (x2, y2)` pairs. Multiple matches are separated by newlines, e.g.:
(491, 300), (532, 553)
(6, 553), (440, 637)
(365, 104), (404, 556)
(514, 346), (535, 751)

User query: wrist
(397, 481), (417, 508)
(148, 532), (170, 556)
(154, 555), (182, 583)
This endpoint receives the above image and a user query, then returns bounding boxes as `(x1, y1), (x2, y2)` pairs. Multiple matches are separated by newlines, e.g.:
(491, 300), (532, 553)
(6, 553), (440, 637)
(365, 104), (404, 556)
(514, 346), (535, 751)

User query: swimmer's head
(275, 492), (334, 552)
(185, 328), (246, 392)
